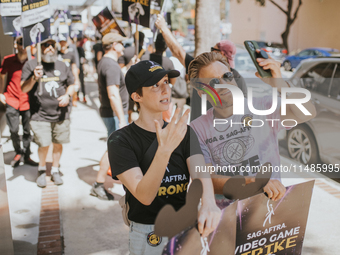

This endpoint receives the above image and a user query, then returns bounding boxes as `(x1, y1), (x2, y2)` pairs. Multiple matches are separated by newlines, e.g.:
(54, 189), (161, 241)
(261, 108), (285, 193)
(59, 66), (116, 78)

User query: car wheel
(283, 61), (292, 71)
(287, 125), (319, 165)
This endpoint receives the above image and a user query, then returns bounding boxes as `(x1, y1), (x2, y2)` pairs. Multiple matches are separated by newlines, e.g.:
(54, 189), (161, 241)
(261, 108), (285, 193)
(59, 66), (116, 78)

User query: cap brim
(40, 38), (56, 44)
(142, 69), (180, 88)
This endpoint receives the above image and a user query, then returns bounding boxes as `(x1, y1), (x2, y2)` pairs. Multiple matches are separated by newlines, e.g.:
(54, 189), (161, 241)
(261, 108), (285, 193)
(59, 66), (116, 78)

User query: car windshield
(234, 52), (257, 71)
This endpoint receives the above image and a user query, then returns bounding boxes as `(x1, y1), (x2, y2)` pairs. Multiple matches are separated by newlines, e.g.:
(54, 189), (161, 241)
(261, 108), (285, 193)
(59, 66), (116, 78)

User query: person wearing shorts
(90, 32), (132, 200)
(21, 38), (75, 188)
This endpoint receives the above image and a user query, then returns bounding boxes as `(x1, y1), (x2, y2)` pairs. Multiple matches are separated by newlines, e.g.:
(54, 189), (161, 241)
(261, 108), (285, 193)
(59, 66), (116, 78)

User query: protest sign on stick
(21, 0), (51, 95)
(92, 7), (126, 37)
(157, 181), (314, 255)
(70, 14), (83, 39)
(0, 0), (22, 36)
(21, 0), (50, 48)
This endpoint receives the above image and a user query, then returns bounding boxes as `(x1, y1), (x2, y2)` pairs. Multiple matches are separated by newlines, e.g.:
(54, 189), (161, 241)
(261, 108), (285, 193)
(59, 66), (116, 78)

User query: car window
(234, 52), (257, 71)
(300, 63), (335, 96)
(297, 50), (311, 57)
(313, 50), (323, 56)
(330, 64), (340, 100)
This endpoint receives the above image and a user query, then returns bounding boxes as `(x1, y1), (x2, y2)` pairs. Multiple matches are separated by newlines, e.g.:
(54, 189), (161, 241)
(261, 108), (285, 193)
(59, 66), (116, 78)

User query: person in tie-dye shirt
(188, 52), (316, 209)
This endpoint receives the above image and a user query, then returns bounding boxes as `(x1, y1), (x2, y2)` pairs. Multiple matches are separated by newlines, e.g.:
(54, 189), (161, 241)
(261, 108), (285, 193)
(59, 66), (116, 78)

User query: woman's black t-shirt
(108, 122), (202, 224)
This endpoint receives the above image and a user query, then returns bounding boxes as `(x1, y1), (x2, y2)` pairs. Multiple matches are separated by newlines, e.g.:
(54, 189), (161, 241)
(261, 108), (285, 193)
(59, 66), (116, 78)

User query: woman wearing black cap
(107, 60), (221, 255)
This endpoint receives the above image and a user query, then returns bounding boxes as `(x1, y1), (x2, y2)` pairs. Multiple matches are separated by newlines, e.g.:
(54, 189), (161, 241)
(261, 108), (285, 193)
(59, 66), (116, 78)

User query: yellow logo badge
(147, 231), (162, 246)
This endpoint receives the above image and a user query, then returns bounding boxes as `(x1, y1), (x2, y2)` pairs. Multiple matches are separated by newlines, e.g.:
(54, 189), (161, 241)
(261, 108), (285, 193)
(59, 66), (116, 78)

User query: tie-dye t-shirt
(190, 96), (286, 207)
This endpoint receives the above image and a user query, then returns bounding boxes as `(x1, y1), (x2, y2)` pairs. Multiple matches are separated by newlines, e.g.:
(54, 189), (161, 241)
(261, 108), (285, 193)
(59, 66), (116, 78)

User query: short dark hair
(133, 87), (143, 110)
(155, 33), (167, 52)
(103, 43), (113, 51)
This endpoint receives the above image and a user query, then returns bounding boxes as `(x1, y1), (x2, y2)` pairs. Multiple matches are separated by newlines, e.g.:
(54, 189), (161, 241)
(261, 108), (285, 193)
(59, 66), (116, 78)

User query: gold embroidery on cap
(149, 66), (163, 72)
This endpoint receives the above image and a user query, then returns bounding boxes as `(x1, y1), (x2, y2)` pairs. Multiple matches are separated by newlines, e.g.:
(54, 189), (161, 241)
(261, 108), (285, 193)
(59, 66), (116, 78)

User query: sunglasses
(42, 42), (55, 48)
(16, 40), (23, 46)
(211, 47), (221, 52)
(208, 72), (234, 88)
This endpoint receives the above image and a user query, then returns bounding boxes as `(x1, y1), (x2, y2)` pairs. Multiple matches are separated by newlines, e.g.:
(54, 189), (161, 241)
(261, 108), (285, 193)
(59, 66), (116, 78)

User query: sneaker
(90, 183), (113, 200)
(51, 172), (63, 185)
(11, 154), (22, 168)
(36, 171), (46, 188)
(83, 97), (87, 104)
(24, 157), (39, 167)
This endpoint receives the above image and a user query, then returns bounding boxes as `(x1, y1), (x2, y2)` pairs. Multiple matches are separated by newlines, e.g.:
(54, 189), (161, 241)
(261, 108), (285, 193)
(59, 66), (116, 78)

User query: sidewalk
(2, 81), (340, 255)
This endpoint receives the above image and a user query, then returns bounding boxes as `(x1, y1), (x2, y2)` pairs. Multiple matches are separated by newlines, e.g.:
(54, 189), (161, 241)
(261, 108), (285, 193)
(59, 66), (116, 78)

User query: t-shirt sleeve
(65, 63), (75, 86)
(104, 62), (121, 86)
(1, 58), (7, 74)
(72, 46), (80, 68)
(70, 52), (77, 65)
(118, 55), (125, 65)
(21, 61), (34, 82)
(107, 130), (140, 180)
(163, 57), (174, 71)
(140, 54), (148, 61)
(184, 126), (203, 160)
(190, 123), (212, 164)
(185, 53), (194, 73)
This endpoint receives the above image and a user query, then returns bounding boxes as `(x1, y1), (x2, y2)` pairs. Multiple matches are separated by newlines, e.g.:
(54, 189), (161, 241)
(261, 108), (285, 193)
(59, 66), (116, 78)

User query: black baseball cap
(125, 60), (180, 95)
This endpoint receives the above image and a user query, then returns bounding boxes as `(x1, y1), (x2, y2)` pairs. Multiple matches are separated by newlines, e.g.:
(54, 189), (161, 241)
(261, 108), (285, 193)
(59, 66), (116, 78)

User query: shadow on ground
(76, 164), (122, 201)
(13, 240), (37, 255)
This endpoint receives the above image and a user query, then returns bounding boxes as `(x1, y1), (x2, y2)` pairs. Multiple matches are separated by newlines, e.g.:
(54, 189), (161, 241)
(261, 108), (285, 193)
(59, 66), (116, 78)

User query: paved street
(1, 81), (340, 255)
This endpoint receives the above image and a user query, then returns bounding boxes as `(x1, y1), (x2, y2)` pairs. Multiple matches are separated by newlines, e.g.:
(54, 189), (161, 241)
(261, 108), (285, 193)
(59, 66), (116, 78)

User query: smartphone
(244, 40), (272, 78)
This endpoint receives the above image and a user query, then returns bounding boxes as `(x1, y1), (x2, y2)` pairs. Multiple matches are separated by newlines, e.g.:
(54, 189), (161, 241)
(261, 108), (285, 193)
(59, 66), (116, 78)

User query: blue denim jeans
(129, 221), (168, 255)
(102, 115), (128, 137)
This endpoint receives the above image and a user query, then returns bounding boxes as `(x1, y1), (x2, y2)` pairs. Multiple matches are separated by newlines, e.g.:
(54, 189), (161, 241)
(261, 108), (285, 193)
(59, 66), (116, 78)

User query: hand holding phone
(244, 40), (272, 78)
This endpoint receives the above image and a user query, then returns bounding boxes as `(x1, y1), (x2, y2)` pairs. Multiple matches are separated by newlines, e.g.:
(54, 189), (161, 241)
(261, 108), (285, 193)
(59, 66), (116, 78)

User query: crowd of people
(0, 13), (316, 255)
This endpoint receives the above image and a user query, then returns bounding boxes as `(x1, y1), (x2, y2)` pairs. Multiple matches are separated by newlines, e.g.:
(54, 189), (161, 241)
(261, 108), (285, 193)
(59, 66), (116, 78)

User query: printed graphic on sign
(235, 181), (314, 255)
(122, 0), (151, 27)
(160, 181), (313, 255)
(21, 0), (50, 47)
(92, 7), (126, 37)
(0, 0), (22, 36)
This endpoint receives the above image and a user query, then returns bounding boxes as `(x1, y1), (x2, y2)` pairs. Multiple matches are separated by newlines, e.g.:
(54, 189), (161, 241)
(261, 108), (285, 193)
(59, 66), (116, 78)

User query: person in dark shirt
(21, 38), (75, 188)
(0, 36), (38, 167)
(108, 60), (221, 254)
(118, 31), (145, 69)
(155, 14), (248, 121)
(90, 33), (132, 200)
(77, 37), (87, 103)
(57, 35), (80, 106)
(93, 35), (104, 70)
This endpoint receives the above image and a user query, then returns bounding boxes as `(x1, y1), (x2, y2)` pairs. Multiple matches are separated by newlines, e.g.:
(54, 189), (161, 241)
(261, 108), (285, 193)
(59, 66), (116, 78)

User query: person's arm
(121, 55), (139, 76)
(97, 51), (103, 63)
(155, 14), (186, 67)
(187, 155), (221, 238)
(107, 85), (127, 128)
(57, 85), (75, 107)
(21, 64), (42, 93)
(57, 63), (75, 107)
(0, 74), (6, 104)
(255, 52), (316, 124)
(71, 63), (80, 86)
(117, 108), (190, 205)
(210, 170), (285, 201)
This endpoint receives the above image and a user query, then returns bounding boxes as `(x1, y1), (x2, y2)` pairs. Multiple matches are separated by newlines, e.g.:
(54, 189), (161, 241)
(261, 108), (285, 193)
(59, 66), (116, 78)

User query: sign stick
(37, 32), (43, 96)
(153, 0), (168, 42)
